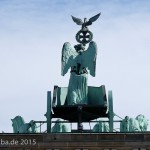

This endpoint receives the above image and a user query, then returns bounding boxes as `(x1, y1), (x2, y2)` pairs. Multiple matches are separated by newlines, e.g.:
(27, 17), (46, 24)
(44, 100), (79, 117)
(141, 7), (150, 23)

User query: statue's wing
(85, 13), (101, 26)
(61, 42), (77, 76)
(71, 16), (83, 25)
(89, 13), (101, 22)
(83, 41), (97, 77)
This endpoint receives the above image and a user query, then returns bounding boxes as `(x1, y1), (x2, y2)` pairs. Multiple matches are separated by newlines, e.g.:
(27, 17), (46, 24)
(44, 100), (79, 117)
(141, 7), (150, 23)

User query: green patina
(11, 116), (37, 133)
(120, 114), (148, 132)
(61, 41), (97, 105)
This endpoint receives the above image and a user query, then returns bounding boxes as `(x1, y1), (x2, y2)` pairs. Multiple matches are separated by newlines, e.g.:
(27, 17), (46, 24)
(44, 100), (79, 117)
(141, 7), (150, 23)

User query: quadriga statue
(11, 116), (37, 133)
(120, 115), (148, 132)
(93, 121), (109, 132)
(61, 42), (97, 105)
(51, 119), (71, 133)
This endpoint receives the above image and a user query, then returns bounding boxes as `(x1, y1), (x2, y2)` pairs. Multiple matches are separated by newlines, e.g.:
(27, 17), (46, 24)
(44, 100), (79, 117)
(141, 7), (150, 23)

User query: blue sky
(0, 0), (150, 132)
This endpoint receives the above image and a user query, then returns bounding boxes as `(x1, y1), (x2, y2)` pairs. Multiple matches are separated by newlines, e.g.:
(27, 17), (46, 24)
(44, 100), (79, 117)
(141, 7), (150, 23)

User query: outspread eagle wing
(85, 13), (101, 26)
(89, 13), (101, 22)
(61, 42), (78, 76)
(71, 16), (83, 25)
(82, 41), (97, 77)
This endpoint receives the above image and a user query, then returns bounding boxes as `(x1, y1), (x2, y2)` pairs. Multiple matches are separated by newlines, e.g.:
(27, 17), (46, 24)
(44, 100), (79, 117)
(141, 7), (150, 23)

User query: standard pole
(108, 90), (114, 132)
(47, 91), (51, 133)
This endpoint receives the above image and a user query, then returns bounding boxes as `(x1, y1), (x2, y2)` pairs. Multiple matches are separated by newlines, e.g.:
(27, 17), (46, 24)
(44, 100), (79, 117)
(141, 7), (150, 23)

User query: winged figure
(72, 13), (101, 30)
(61, 41), (97, 105)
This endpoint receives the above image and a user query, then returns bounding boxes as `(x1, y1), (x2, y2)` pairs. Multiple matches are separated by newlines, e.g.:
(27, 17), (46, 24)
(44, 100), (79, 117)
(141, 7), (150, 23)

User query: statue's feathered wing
(85, 13), (101, 26)
(71, 16), (83, 25)
(83, 41), (97, 77)
(61, 42), (78, 76)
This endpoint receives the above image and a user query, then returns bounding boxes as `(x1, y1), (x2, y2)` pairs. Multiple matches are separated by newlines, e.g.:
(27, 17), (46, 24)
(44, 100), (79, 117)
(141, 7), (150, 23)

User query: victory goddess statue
(61, 42), (97, 105)
(61, 13), (100, 105)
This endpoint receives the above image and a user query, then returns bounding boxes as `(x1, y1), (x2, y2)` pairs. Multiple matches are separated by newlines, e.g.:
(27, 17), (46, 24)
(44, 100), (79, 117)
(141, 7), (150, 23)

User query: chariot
(46, 85), (114, 132)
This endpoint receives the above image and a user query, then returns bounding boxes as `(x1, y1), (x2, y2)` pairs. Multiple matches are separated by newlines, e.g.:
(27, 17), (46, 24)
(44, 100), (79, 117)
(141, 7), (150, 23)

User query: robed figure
(61, 41), (97, 105)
